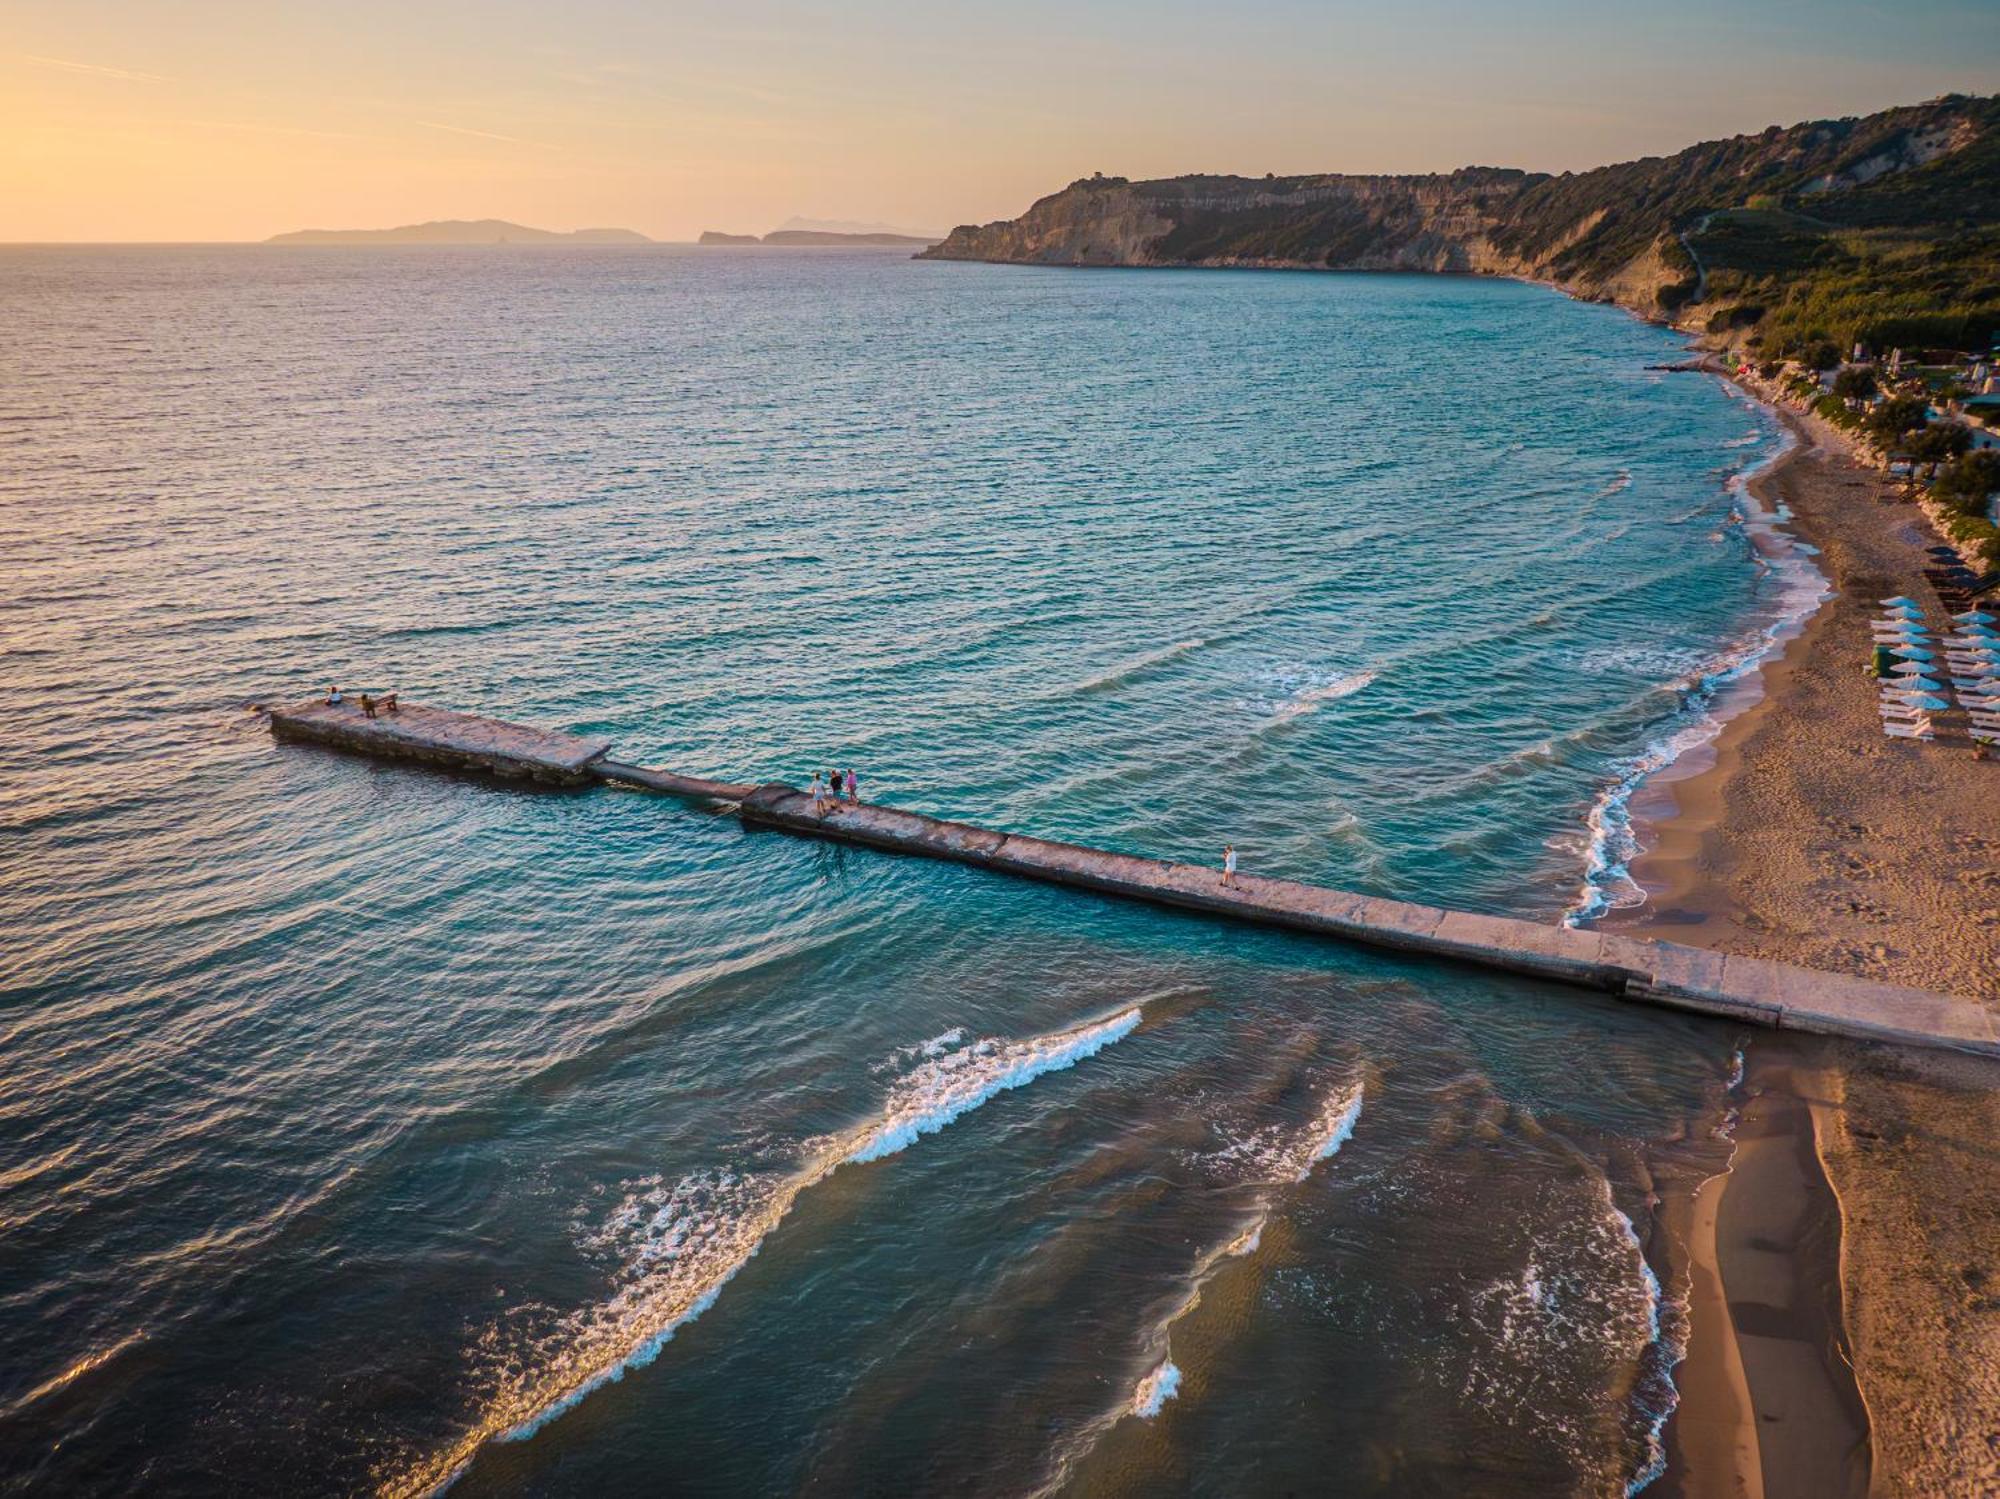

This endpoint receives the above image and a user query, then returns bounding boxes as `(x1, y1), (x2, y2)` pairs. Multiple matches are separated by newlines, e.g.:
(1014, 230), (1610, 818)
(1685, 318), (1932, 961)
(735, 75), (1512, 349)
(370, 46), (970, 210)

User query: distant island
(267, 219), (653, 245)
(699, 229), (942, 247)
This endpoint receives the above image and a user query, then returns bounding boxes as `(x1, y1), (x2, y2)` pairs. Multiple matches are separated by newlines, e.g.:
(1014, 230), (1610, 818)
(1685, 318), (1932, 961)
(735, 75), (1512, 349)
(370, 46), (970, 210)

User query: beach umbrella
(1891, 645), (1935, 660)
(1890, 693), (1951, 711)
(1889, 674), (1944, 691)
(1880, 596), (1919, 607)
(1952, 612), (1995, 625)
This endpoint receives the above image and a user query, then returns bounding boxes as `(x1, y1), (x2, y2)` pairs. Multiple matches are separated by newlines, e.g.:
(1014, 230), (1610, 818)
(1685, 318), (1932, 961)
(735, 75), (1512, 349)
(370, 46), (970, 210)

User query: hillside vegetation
(924, 95), (2000, 357)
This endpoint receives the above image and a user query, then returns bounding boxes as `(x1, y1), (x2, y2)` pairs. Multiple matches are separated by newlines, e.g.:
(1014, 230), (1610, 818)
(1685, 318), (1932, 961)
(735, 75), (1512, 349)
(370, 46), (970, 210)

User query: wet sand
(1607, 382), (2000, 1497)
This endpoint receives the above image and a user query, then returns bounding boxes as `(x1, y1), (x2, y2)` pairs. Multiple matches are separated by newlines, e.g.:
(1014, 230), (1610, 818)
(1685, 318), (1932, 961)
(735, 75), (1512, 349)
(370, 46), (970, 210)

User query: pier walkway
(268, 698), (1997, 1059)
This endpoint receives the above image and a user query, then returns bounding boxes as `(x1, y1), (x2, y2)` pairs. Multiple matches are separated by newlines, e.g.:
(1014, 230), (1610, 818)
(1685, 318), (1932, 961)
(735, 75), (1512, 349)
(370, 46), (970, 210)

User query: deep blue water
(1, 246), (1805, 1495)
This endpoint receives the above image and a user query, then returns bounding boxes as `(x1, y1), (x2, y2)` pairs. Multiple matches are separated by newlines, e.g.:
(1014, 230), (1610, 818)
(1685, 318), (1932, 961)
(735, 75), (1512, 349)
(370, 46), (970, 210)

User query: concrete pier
(268, 699), (1998, 1058)
(269, 699), (611, 784)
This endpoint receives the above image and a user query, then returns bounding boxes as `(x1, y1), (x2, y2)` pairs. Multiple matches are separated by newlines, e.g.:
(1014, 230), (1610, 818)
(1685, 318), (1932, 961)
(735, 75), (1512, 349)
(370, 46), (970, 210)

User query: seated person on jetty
(356, 692), (399, 719)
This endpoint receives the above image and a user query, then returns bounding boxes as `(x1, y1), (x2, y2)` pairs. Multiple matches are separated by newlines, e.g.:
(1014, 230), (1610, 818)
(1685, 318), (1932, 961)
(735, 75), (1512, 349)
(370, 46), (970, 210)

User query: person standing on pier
(844, 768), (859, 803)
(807, 771), (827, 814)
(1222, 844), (1238, 887)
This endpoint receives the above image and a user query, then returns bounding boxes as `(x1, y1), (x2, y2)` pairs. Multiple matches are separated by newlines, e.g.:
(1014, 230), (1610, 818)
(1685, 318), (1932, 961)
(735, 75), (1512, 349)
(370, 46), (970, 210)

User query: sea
(0, 246), (1821, 1496)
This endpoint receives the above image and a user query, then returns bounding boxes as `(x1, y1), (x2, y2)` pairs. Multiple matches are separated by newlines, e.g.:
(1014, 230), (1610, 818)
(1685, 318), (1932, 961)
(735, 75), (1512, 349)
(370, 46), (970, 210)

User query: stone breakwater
(268, 698), (1997, 1059)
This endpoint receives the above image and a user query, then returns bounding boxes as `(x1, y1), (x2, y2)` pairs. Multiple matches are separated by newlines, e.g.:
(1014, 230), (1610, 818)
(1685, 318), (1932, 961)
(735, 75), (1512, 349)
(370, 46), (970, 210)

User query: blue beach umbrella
(1891, 645), (1935, 660)
(1888, 675), (1944, 692)
(1881, 596), (1919, 607)
(1901, 694), (1951, 710)
(1952, 612), (1995, 626)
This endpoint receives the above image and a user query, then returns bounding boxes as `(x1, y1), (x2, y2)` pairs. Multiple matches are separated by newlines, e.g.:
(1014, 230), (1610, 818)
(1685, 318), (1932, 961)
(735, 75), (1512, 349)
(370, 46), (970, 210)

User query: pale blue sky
(3, 0), (1996, 240)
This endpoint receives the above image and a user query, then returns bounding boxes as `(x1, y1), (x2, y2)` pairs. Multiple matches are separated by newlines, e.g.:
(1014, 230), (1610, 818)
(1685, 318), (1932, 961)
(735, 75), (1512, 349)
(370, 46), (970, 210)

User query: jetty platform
(269, 699), (1998, 1058)
(268, 699), (612, 784)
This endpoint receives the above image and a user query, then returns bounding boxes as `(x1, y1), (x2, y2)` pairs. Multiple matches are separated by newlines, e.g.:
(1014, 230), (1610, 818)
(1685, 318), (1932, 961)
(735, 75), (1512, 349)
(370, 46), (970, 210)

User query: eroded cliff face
(920, 96), (1991, 329)
(924, 171), (1683, 319)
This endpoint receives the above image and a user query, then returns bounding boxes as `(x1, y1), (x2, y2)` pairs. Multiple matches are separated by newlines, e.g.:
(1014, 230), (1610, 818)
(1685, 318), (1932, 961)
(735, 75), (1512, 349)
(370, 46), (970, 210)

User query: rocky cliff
(921, 95), (1997, 337)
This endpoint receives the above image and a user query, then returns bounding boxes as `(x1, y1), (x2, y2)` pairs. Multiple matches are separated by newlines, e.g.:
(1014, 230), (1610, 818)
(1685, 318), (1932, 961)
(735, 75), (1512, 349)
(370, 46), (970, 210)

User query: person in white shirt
(1222, 844), (1238, 887)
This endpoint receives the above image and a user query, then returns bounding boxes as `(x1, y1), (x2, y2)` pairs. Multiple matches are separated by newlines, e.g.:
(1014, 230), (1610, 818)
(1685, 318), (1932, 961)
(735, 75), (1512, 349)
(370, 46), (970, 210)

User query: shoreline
(1606, 358), (2000, 1497)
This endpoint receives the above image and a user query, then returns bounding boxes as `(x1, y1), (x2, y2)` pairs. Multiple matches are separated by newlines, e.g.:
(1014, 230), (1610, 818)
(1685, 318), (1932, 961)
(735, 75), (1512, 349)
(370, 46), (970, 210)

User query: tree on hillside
(1909, 421), (1974, 477)
(1866, 395), (1931, 445)
(1832, 367), (1878, 401)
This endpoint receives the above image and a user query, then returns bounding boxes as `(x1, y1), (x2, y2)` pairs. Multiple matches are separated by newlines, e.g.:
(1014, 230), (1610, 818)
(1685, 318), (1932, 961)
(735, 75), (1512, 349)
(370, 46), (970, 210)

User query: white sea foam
(1457, 1176), (1681, 1495)
(1132, 1359), (1182, 1418)
(847, 1008), (1143, 1163)
(1201, 1078), (1366, 1186)
(397, 1007), (1147, 1494)
(1267, 668), (1377, 724)
(1566, 418), (1827, 923)
(1029, 1076), (1364, 1498)
(1297, 1084), (1365, 1181)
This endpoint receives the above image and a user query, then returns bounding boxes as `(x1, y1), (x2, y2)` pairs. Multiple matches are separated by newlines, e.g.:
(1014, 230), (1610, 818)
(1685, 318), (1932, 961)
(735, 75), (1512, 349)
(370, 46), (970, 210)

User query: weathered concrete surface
(593, 760), (755, 804)
(737, 786), (1997, 1059)
(267, 706), (1995, 1058)
(269, 699), (611, 784)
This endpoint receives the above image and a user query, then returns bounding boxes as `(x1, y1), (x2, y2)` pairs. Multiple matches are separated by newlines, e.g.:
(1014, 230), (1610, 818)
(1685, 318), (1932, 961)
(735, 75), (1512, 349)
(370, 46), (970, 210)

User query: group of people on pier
(809, 767), (860, 814)
(324, 685), (398, 718)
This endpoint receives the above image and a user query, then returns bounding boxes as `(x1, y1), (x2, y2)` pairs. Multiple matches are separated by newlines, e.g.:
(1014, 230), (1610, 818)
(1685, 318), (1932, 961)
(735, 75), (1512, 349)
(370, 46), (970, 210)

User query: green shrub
(1933, 449), (2000, 515)
(1865, 395), (1931, 443)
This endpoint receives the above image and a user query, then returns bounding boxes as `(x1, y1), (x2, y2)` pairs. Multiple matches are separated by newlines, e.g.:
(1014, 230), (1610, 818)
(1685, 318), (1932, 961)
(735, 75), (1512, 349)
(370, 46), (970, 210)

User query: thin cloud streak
(18, 52), (170, 83)
(413, 119), (560, 150)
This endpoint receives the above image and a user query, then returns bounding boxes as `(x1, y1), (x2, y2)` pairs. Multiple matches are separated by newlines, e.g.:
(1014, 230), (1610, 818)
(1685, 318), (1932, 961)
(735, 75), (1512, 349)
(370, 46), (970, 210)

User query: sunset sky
(4, 0), (1996, 242)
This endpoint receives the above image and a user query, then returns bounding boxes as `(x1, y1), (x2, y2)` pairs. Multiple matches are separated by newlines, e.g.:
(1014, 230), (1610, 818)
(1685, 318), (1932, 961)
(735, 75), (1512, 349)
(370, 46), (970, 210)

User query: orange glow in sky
(3, 0), (1992, 242)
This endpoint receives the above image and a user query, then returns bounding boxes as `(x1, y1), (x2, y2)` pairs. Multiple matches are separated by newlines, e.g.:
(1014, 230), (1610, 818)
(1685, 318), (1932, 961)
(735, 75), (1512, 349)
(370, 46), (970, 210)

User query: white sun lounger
(1883, 723), (1936, 740)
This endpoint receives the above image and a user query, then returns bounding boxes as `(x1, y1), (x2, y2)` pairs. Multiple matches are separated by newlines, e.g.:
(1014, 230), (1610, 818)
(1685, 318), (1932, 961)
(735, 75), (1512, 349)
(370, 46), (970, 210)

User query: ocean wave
(1067, 638), (1206, 696)
(1131, 1359), (1182, 1418)
(1566, 419), (1825, 923)
(1263, 668), (1378, 726)
(1456, 1176), (1680, 1495)
(386, 1006), (1148, 1496)
(1059, 1078), (1365, 1479)
(1200, 1077), (1366, 1187)
(846, 1008), (1143, 1163)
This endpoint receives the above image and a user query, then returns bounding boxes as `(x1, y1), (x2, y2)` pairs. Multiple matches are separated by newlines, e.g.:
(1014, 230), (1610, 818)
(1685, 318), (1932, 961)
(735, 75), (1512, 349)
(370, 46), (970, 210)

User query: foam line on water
(1565, 413), (1825, 923)
(1131, 1359), (1182, 1418)
(388, 1005), (1149, 1497)
(846, 1007), (1143, 1164)
(1066, 638), (1206, 696)
(1266, 669), (1377, 725)
(1030, 1077), (1365, 1496)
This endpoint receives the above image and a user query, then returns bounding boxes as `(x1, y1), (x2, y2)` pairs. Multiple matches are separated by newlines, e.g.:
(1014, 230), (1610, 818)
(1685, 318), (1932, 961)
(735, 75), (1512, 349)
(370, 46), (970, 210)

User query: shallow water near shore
(3, 246), (1792, 1494)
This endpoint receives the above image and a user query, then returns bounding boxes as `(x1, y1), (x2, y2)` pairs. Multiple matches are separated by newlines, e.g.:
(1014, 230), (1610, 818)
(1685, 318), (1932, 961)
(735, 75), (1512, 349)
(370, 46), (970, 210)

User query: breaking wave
(1031, 1078), (1366, 1495)
(846, 1009), (1143, 1164)
(1265, 669), (1378, 726)
(385, 1007), (1147, 1497)
(1132, 1359), (1182, 1418)
(1566, 415), (1825, 922)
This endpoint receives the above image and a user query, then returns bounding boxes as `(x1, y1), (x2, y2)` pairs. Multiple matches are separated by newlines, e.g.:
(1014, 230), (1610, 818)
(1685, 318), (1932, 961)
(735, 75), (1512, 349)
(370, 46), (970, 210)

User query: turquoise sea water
(1, 247), (1808, 1495)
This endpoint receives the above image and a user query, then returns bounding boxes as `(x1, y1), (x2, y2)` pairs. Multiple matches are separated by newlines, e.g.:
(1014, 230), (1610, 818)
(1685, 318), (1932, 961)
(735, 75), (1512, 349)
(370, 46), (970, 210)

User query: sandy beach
(1607, 380), (2000, 1497)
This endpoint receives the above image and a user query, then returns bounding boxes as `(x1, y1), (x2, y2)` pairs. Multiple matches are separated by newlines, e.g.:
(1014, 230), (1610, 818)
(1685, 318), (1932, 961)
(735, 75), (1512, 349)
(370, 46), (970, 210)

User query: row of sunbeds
(1874, 592), (2000, 745)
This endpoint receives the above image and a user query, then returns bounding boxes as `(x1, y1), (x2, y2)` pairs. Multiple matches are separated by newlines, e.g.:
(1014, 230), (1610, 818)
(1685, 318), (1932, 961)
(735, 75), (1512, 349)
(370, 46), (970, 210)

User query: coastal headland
(910, 97), (2000, 1494)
